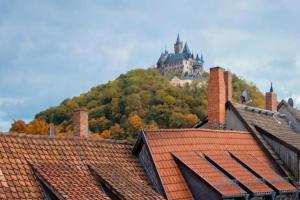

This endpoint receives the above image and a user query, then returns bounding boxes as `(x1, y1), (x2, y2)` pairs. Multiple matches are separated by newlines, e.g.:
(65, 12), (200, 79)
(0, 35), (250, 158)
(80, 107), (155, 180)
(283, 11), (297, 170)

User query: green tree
(33, 68), (265, 141)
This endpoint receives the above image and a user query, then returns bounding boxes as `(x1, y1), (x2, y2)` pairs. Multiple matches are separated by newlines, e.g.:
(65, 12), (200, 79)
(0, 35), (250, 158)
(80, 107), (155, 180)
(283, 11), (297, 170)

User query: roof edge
(2, 132), (133, 145)
(140, 129), (168, 198)
(132, 129), (145, 155)
(144, 128), (250, 134)
(254, 125), (300, 154)
(172, 153), (247, 198)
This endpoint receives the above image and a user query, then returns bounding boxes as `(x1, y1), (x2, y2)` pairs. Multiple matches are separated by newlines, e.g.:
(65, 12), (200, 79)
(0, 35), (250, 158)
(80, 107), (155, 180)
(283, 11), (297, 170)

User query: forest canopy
(11, 68), (265, 141)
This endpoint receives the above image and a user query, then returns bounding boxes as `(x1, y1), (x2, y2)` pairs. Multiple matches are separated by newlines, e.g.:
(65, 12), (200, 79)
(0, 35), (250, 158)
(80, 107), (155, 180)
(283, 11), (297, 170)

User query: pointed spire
(200, 53), (204, 63)
(183, 42), (191, 54)
(196, 54), (200, 61)
(270, 82), (274, 93)
(164, 45), (168, 54)
(176, 33), (180, 44)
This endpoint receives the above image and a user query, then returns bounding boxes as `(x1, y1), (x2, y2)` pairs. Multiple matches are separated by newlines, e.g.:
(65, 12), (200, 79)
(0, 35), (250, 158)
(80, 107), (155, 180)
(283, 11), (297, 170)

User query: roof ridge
(0, 132), (133, 145)
(232, 102), (287, 118)
(144, 128), (250, 134)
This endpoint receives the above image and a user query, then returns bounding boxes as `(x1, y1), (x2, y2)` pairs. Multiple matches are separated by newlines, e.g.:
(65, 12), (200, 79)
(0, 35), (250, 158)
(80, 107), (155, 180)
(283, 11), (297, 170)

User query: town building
(196, 67), (300, 198)
(170, 75), (206, 87)
(157, 34), (204, 78)
(277, 99), (300, 134)
(0, 110), (163, 200)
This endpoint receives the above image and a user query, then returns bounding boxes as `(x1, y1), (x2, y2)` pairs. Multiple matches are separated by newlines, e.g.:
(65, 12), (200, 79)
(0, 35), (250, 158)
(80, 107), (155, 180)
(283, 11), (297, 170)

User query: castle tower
(174, 34), (183, 54)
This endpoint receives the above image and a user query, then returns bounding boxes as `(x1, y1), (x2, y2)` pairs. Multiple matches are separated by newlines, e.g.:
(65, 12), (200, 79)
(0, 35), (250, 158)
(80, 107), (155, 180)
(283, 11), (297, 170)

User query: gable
(225, 106), (248, 131)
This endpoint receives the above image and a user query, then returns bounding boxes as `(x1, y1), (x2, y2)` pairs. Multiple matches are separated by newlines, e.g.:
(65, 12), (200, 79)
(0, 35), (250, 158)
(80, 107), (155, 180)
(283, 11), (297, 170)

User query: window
(39, 180), (59, 200)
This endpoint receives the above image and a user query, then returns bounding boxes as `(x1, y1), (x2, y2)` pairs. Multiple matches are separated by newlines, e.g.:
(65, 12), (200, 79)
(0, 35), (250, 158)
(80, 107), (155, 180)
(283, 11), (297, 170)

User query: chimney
(224, 71), (232, 102)
(208, 67), (232, 129)
(49, 124), (55, 137)
(72, 108), (89, 137)
(265, 83), (278, 112)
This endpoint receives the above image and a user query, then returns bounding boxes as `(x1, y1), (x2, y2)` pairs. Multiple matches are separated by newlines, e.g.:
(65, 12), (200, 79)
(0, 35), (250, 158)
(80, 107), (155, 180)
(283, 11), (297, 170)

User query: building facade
(157, 34), (204, 77)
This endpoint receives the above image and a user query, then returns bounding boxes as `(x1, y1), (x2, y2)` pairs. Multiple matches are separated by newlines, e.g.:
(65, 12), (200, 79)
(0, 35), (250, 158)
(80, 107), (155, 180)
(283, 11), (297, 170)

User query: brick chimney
(266, 83), (278, 112)
(208, 67), (232, 129)
(224, 71), (232, 102)
(72, 108), (89, 137)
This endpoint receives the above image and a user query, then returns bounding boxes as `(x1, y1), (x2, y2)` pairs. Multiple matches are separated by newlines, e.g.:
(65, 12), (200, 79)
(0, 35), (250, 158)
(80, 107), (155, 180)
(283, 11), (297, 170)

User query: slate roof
(163, 53), (190, 64)
(278, 100), (300, 124)
(231, 102), (300, 153)
(179, 75), (206, 81)
(0, 133), (163, 200)
(229, 102), (300, 181)
(135, 128), (295, 200)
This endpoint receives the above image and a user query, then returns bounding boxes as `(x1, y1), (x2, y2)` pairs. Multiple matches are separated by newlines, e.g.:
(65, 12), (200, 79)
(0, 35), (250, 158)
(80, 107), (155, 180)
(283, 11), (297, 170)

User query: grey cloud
(1, 0), (300, 130)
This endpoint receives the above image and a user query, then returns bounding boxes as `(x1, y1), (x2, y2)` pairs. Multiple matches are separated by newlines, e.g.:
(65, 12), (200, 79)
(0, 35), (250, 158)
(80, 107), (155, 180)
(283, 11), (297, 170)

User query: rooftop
(231, 102), (300, 153)
(134, 128), (296, 199)
(0, 133), (163, 199)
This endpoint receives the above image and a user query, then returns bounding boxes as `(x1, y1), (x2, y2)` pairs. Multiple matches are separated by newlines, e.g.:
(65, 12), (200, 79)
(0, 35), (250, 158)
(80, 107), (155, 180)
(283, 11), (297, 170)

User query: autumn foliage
(11, 68), (265, 141)
(10, 119), (49, 135)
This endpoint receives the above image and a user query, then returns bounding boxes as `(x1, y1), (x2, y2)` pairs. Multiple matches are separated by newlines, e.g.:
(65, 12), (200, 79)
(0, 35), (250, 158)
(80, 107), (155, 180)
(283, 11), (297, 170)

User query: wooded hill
(25, 68), (265, 141)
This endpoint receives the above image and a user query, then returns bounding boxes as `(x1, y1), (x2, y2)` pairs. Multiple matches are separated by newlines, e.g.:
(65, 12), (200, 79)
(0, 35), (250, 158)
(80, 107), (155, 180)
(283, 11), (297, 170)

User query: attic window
(92, 174), (119, 200)
(38, 180), (59, 200)
(88, 164), (123, 200)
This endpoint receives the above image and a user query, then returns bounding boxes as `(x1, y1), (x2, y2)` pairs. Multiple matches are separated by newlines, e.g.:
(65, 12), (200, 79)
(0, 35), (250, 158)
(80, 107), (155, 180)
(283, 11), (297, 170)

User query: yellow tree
(185, 114), (199, 125)
(110, 123), (125, 139)
(25, 119), (49, 135)
(128, 114), (144, 129)
(101, 130), (111, 139)
(10, 120), (27, 133)
(127, 114), (144, 139)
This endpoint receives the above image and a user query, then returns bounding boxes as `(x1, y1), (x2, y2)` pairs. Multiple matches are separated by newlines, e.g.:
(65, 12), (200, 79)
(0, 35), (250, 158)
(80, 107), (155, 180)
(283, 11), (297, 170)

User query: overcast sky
(0, 0), (300, 131)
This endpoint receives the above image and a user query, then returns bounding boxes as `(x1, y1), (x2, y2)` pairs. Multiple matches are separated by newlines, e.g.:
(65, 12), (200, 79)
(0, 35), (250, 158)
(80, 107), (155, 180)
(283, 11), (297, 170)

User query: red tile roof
(232, 153), (296, 193)
(142, 128), (295, 199)
(0, 133), (163, 200)
(89, 163), (164, 200)
(173, 152), (246, 198)
(31, 162), (110, 200)
(205, 153), (273, 195)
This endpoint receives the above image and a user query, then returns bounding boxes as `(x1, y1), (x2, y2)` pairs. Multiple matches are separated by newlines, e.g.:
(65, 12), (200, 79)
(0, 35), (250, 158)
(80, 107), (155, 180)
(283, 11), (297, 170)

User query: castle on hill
(156, 34), (204, 78)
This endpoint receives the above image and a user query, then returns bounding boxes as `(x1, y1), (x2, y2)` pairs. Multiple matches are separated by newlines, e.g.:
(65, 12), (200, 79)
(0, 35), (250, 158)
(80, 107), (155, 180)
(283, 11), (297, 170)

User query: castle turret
(174, 34), (183, 54)
(183, 42), (191, 55)
(193, 54), (204, 75)
(200, 53), (204, 64)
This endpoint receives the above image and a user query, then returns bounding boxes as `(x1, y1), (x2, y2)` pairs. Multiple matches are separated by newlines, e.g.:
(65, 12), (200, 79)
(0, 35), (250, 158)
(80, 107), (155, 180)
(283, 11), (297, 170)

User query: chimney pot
(72, 108), (89, 137)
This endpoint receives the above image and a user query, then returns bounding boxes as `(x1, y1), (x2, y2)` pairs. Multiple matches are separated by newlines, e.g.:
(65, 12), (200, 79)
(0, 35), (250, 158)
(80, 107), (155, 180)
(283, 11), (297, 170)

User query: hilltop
(23, 68), (264, 141)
